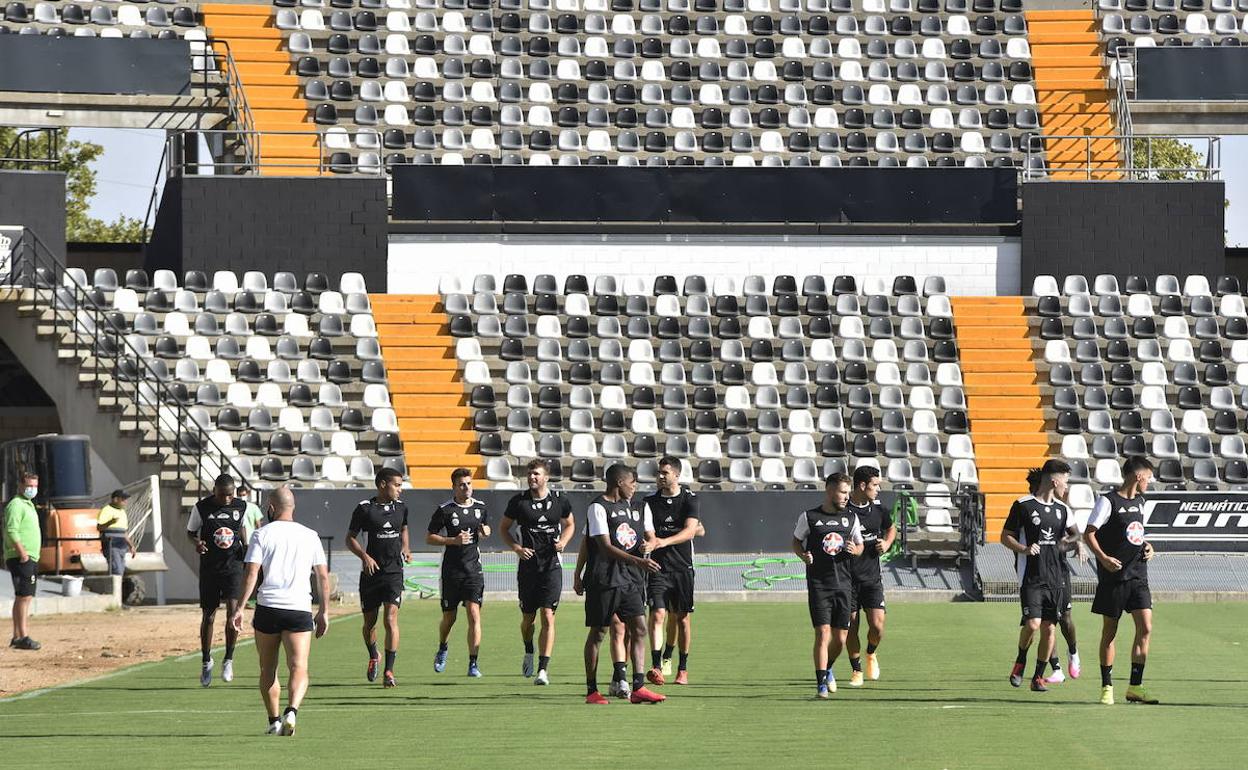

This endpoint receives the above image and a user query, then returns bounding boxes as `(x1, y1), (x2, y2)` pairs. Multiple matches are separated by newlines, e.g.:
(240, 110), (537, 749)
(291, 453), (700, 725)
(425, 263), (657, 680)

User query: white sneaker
(608, 679), (631, 699)
(281, 711), (297, 737)
(222, 659), (234, 683)
(266, 721), (281, 736)
(1045, 668), (1066, 685)
(522, 653), (535, 678)
(535, 669), (549, 686)
(200, 658), (213, 688)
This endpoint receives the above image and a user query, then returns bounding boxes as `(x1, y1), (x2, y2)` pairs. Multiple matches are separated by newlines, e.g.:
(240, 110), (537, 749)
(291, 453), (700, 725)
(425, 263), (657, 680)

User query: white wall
(389, 234), (1022, 296)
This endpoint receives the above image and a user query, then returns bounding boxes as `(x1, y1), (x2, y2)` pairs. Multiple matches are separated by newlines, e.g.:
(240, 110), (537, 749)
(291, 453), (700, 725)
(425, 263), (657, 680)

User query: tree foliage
(0, 126), (146, 243)
(1131, 137), (1205, 181)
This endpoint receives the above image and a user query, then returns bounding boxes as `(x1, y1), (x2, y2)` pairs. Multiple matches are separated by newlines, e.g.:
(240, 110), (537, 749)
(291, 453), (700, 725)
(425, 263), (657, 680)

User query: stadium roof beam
(0, 92), (230, 131)
(1126, 102), (1248, 136)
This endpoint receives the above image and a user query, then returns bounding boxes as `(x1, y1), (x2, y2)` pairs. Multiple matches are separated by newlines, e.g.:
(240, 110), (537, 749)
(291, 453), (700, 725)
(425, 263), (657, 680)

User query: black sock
(267, 714), (279, 725)
(678, 652), (689, 671)
(816, 669), (828, 687)
(866, 643), (878, 655)
(385, 650), (396, 672)
(632, 671), (645, 691)
(470, 654), (478, 666)
(1015, 647), (1028, 666)
(366, 641), (379, 659)
(1130, 662), (1145, 686)
(651, 649), (663, 669)
(587, 677), (598, 694)
(849, 656), (862, 672)
(224, 641), (235, 662)
(438, 641), (448, 652)
(283, 706), (297, 717)
(524, 639), (535, 655)
(662, 643), (674, 659)
(1101, 665), (1113, 687)
(202, 650), (211, 664)
(538, 655), (550, 672)
(612, 662), (627, 683)
(1033, 660), (1047, 681)
(1069, 644), (1078, 656)
(1049, 656), (1061, 671)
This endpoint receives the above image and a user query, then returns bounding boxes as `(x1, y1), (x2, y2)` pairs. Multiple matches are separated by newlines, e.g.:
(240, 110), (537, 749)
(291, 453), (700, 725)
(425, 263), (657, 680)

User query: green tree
(0, 126), (146, 243)
(1131, 136), (1205, 181)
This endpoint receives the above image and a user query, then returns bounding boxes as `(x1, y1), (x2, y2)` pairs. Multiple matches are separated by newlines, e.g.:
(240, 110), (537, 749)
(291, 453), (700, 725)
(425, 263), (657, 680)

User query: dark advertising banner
(0, 37), (191, 95)
(1136, 48), (1248, 101)
(391, 166), (1019, 225)
(1142, 491), (1248, 552)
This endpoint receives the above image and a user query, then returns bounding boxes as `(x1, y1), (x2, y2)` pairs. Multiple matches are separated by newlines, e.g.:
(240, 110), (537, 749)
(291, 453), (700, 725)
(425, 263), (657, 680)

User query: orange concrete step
(398, 418), (472, 432)
(964, 385), (1041, 398)
(390, 403), (470, 418)
(960, 349), (1034, 364)
(202, 3), (272, 15)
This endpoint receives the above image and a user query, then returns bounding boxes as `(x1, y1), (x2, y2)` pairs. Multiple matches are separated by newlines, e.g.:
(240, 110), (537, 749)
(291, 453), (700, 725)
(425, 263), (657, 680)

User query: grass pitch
(1, 601), (1246, 768)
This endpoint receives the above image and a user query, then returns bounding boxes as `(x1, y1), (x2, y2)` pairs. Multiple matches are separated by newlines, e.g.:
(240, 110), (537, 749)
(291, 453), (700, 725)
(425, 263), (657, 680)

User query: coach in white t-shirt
(231, 486), (330, 737)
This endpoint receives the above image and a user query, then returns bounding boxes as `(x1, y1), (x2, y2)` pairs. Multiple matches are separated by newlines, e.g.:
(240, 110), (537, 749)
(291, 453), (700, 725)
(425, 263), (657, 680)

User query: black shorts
(807, 581), (853, 629)
(199, 566), (244, 610)
(1020, 582), (1065, 623)
(518, 568), (562, 614)
(1092, 578), (1153, 619)
(647, 568), (696, 614)
(360, 571), (405, 612)
(253, 605), (314, 634)
(441, 571), (484, 611)
(6, 557), (37, 598)
(852, 579), (886, 612)
(584, 583), (646, 628)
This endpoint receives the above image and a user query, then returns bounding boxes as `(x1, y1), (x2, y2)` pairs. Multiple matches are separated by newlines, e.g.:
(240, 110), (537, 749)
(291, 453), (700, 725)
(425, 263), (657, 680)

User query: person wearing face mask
(4, 471), (42, 650)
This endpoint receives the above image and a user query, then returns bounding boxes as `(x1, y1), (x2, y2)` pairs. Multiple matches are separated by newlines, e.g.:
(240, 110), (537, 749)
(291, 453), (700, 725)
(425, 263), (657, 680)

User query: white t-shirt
(244, 520), (327, 613)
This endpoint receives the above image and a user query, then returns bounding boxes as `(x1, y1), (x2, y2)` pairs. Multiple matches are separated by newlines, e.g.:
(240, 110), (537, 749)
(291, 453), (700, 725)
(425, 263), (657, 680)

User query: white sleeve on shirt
(793, 512), (810, 541)
(244, 529), (263, 564)
(587, 503), (608, 537)
(849, 514), (864, 544)
(642, 503), (654, 534)
(187, 507), (202, 533)
(1087, 496), (1113, 530)
(312, 530), (327, 567)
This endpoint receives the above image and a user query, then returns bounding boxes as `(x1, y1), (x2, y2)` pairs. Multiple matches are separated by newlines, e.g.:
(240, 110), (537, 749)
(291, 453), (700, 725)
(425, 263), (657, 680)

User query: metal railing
(2, 227), (255, 503)
(188, 38), (260, 171)
(1022, 132), (1220, 181)
(0, 127), (60, 170)
(1112, 49), (1136, 169)
(895, 484), (984, 566)
(164, 129), (326, 177)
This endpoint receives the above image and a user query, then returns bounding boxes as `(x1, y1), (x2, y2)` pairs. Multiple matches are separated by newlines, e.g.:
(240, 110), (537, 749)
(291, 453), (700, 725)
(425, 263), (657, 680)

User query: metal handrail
(0, 127), (59, 170)
(165, 129), (325, 177)
(5, 227), (255, 503)
(1022, 132), (1220, 181)
(188, 38), (260, 172)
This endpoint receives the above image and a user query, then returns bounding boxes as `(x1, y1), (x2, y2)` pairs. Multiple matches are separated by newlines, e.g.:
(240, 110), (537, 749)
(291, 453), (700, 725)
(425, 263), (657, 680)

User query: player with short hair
(500, 459), (576, 685)
(346, 467), (410, 687)
(574, 463), (665, 705)
(793, 472), (864, 699)
(644, 456), (701, 686)
(428, 468), (490, 677)
(1085, 455), (1158, 705)
(187, 473), (249, 687)
(844, 465), (895, 687)
(1001, 459), (1077, 693)
(1025, 468), (1083, 685)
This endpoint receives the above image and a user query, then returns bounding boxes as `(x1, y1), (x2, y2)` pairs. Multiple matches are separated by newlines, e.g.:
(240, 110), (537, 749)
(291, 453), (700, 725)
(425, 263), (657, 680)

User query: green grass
(2, 601), (1246, 768)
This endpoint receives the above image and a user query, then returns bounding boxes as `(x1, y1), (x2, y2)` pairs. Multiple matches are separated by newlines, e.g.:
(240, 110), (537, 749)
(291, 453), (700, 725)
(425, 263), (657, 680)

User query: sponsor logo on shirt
(822, 531), (844, 555)
(616, 523), (638, 550)
(213, 527), (236, 550)
(1126, 520), (1146, 546)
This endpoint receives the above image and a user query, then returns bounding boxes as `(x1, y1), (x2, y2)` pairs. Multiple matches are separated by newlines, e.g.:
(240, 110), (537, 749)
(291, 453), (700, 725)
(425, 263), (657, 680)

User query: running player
(1025, 468), (1083, 685)
(644, 456), (700, 686)
(346, 467), (410, 688)
(499, 459), (576, 685)
(427, 468), (490, 677)
(793, 472), (864, 699)
(187, 473), (248, 687)
(575, 463), (665, 705)
(1085, 455), (1158, 705)
(844, 466), (895, 687)
(231, 486), (330, 736)
(1001, 459), (1078, 693)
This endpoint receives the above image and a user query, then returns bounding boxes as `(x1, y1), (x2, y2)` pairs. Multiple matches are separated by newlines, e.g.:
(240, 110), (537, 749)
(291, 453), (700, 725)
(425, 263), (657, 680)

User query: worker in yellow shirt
(97, 489), (136, 577)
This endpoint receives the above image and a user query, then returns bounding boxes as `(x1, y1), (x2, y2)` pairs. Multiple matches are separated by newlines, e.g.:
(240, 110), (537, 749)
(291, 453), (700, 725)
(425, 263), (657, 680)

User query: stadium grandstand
(1, 0), (1246, 682)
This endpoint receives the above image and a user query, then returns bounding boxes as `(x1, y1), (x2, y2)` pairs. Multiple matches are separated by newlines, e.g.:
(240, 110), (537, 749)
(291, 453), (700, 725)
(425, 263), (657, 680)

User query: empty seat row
(278, 0), (1024, 13)
(69, 267), (368, 295)
(443, 272), (947, 297)
(1033, 273), (1241, 298)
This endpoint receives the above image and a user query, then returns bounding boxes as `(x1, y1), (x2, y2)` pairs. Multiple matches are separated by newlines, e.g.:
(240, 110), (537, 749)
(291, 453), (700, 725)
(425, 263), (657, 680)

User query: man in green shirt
(4, 471), (42, 650)
(238, 484), (265, 545)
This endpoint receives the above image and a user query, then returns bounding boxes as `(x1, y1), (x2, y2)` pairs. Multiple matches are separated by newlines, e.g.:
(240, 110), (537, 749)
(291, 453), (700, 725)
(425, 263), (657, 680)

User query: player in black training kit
(499, 459), (576, 685)
(1026, 468), (1084, 685)
(574, 463), (666, 705)
(187, 473), (249, 688)
(643, 456), (701, 687)
(1000, 459), (1078, 693)
(346, 467), (410, 688)
(844, 466), (895, 687)
(793, 472), (864, 699)
(1085, 455), (1159, 706)
(427, 467), (491, 677)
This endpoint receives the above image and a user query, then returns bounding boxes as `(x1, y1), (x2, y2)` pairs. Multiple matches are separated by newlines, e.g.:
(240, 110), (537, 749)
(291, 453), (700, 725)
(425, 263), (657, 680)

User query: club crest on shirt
(213, 527), (235, 549)
(616, 523), (638, 550)
(451, 516), (459, 527)
(1031, 514), (1042, 526)
(822, 531), (844, 555)
(1126, 520), (1145, 545)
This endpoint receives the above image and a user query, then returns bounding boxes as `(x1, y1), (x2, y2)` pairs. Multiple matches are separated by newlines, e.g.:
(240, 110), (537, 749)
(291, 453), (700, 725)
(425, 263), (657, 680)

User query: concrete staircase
(951, 296), (1049, 535)
(1026, 9), (1121, 179)
(370, 295), (483, 488)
